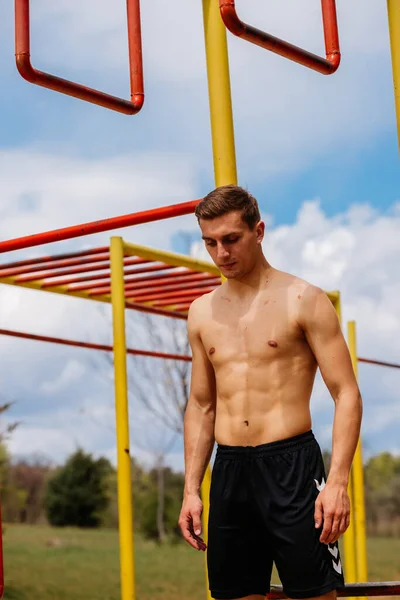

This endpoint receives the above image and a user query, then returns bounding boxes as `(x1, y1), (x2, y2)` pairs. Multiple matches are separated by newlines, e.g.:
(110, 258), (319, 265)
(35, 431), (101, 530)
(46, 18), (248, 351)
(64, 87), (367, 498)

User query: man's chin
(220, 269), (238, 279)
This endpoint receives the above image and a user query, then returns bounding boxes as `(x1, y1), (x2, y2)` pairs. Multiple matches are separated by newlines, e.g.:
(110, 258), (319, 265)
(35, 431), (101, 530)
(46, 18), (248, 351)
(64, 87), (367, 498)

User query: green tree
(45, 449), (112, 528)
(139, 466), (184, 541)
(364, 452), (400, 536)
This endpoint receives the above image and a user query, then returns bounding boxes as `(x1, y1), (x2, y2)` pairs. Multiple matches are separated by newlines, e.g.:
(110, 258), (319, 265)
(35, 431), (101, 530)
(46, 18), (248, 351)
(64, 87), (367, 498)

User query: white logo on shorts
(328, 545), (339, 559)
(328, 544), (342, 574)
(314, 477), (343, 576)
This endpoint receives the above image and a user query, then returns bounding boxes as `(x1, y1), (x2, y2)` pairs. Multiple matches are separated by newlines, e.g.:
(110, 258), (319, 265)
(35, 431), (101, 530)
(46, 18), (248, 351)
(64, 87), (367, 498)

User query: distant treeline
(1, 446), (400, 540)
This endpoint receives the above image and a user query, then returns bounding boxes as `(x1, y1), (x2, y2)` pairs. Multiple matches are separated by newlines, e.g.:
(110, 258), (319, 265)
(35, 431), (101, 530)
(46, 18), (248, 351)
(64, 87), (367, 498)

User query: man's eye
(205, 241), (216, 247)
(226, 238), (238, 243)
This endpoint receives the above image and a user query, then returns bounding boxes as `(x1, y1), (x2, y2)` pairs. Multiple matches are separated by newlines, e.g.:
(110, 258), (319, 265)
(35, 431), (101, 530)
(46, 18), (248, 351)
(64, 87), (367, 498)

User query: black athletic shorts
(207, 430), (345, 599)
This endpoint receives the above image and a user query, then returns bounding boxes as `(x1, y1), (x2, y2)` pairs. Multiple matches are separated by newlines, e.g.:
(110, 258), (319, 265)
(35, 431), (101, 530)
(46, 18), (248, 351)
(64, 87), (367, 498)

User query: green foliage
(364, 452), (400, 536)
(365, 452), (400, 491)
(44, 449), (113, 528)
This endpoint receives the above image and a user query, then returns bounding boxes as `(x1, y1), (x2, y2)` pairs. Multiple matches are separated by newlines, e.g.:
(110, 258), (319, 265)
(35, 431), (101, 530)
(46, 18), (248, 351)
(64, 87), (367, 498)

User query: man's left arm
(299, 285), (363, 545)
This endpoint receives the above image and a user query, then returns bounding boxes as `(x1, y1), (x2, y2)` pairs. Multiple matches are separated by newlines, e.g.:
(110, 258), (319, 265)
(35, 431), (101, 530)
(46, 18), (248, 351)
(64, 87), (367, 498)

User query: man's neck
(226, 257), (274, 298)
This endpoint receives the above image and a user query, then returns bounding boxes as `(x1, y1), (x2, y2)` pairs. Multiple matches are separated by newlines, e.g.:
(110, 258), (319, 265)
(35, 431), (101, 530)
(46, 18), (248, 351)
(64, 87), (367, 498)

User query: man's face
(199, 210), (264, 279)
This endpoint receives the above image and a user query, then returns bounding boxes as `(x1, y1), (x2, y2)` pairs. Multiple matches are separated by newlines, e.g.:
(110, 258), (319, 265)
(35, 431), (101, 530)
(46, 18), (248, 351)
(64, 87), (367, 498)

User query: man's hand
(314, 482), (350, 544)
(178, 493), (207, 551)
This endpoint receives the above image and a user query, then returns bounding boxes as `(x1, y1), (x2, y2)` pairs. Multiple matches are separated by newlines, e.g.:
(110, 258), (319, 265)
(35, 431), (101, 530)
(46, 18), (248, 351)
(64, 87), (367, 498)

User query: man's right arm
(179, 299), (216, 550)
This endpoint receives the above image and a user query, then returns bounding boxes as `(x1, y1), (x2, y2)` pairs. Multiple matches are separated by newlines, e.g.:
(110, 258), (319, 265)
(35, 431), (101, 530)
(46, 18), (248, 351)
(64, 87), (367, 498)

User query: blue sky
(0, 0), (399, 470)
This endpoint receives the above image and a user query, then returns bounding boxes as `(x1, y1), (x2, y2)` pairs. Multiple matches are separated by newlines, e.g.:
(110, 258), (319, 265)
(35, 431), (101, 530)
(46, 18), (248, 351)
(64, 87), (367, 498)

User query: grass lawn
(3, 525), (400, 600)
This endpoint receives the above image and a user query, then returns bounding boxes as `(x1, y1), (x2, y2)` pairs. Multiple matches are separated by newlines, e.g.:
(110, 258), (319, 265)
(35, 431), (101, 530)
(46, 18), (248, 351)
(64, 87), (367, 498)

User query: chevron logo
(328, 544), (339, 559)
(314, 477), (326, 492)
(332, 558), (342, 574)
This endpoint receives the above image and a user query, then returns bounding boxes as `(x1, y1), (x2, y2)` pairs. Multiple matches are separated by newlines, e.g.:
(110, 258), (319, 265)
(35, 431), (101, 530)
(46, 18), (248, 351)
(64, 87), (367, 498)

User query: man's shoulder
(275, 269), (321, 297)
(275, 270), (329, 319)
(188, 288), (217, 322)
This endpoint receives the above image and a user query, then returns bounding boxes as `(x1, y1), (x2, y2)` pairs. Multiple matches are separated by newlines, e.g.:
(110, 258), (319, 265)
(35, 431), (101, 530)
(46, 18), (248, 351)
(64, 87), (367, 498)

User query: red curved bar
(219, 0), (340, 75)
(15, 0), (144, 114)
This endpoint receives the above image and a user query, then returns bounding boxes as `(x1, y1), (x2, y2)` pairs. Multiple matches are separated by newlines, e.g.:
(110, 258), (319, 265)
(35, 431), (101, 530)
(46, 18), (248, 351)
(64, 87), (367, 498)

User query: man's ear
(255, 220), (265, 244)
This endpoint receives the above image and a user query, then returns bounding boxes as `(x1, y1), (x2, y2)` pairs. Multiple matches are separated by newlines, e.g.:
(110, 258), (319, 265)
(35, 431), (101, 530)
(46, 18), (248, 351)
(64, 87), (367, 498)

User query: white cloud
(41, 359), (85, 394)
(0, 147), (199, 259)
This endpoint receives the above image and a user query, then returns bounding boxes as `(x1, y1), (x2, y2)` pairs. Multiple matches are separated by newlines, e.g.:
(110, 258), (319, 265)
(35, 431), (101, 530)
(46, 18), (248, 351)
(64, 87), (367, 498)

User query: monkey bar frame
(219, 0), (341, 75)
(0, 235), (345, 600)
(15, 0), (144, 115)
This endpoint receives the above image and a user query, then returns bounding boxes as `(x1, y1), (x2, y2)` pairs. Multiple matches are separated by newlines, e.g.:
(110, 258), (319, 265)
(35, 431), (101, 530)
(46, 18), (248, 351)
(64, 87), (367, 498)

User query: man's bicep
(301, 288), (358, 400)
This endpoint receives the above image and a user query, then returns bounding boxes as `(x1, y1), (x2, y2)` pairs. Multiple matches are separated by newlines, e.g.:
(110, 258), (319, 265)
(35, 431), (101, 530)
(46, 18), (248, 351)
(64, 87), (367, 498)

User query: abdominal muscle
(213, 358), (317, 446)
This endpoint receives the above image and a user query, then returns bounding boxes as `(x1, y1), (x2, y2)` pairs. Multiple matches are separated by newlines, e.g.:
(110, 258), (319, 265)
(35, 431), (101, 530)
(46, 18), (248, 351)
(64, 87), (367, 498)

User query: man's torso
(197, 269), (319, 445)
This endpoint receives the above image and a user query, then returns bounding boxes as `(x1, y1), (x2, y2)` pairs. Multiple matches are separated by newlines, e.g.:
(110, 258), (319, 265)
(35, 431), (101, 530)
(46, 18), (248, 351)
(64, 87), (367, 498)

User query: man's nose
(217, 244), (230, 259)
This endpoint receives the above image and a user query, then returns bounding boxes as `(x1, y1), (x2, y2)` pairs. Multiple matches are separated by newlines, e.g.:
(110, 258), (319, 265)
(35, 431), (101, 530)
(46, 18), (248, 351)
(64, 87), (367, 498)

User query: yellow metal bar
(201, 2), (238, 598)
(201, 464), (212, 552)
(0, 274), (113, 306)
(332, 294), (357, 589)
(348, 321), (368, 587)
(326, 290), (340, 309)
(388, 0), (400, 150)
(110, 236), (136, 600)
(202, 0), (238, 186)
(123, 241), (220, 275)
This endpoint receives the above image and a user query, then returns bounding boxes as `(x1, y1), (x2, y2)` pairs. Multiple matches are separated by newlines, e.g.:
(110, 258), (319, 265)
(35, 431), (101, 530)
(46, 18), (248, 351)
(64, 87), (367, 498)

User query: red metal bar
(151, 294), (211, 308)
(168, 302), (191, 311)
(153, 296), (201, 307)
(129, 286), (216, 303)
(124, 272), (220, 292)
(15, 0), (144, 115)
(41, 260), (162, 289)
(0, 252), (111, 278)
(123, 270), (216, 288)
(219, 0), (340, 75)
(125, 278), (218, 299)
(0, 199), (201, 254)
(358, 357), (400, 369)
(0, 246), (109, 270)
(63, 267), (200, 294)
(88, 264), (178, 296)
(14, 258), (150, 284)
(125, 301), (187, 320)
(0, 328), (191, 362)
(107, 273), (219, 297)
(267, 582), (400, 598)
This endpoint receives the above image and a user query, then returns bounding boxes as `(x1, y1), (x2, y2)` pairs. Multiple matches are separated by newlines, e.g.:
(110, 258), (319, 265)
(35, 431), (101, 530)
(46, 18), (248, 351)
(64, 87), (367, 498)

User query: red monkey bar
(219, 0), (340, 75)
(0, 199), (200, 254)
(15, 0), (144, 115)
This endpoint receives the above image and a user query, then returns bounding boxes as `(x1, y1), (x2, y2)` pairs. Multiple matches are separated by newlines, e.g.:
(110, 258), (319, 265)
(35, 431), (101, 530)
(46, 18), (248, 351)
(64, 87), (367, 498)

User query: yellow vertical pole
(202, 0), (238, 187)
(388, 0), (400, 150)
(332, 294), (357, 589)
(110, 236), (136, 600)
(201, 2), (238, 598)
(348, 321), (368, 586)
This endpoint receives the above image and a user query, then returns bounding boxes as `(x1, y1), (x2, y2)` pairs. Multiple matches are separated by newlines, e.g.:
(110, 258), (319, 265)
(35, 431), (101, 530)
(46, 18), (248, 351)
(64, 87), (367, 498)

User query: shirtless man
(178, 184), (362, 600)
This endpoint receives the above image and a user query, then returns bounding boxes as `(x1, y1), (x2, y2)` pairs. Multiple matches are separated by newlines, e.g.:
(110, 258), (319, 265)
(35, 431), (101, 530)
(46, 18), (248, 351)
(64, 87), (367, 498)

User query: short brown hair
(195, 185), (261, 229)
